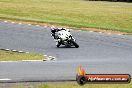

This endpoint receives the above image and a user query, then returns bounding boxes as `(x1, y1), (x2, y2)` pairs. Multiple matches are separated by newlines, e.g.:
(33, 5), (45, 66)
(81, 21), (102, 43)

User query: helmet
(51, 26), (58, 33)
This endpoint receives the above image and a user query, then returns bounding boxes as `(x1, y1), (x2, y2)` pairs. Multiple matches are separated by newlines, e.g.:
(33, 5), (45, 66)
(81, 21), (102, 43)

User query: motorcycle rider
(50, 26), (79, 48)
(51, 26), (67, 39)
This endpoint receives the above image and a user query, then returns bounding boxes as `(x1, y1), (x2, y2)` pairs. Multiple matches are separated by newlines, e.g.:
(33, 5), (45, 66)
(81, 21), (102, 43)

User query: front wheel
(56, 41), (61, 47)
(71, 40), (79, 48)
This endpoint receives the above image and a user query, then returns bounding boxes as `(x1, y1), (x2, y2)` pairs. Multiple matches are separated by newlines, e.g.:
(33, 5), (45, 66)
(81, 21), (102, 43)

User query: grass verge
(38, 82), (132, 88)
(0, 50), (45, 61)
(0, 0), (132, 33)
(3, 82), (132, 88)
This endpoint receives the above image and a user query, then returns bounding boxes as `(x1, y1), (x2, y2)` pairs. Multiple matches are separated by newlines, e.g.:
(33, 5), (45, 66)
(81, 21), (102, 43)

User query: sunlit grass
(10, 82), (132, 88)
(0, 50), (45, 61)
(0, 0), (132, 33)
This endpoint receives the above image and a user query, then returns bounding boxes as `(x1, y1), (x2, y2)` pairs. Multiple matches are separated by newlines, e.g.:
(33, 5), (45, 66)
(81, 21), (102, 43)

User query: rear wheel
(71, 40), (79, 48)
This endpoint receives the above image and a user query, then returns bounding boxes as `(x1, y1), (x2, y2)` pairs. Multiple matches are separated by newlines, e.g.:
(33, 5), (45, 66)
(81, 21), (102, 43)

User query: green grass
(0, 50), (45, 61)
(9, 82), (132, 88)
(38, 82), (132, 88)
(0, 0), (132, 33)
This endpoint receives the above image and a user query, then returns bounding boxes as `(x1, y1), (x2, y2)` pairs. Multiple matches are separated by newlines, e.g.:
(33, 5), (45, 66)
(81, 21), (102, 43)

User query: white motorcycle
(53, 29), (79, 48)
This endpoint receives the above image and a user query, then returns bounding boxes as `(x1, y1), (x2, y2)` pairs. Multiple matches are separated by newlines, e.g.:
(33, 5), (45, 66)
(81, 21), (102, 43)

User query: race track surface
(0, 21), (132, 82)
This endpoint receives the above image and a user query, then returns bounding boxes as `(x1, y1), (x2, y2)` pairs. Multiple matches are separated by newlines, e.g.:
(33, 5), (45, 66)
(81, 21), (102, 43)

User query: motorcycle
(52, 29), (79, 48)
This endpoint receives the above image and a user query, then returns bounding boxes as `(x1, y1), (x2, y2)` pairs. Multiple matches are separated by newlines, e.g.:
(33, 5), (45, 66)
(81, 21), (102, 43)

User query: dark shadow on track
(56, 46), (78, 48)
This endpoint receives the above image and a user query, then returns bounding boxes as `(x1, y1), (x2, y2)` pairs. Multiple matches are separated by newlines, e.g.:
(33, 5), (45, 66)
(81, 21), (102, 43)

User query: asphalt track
(0, 21), (132, 82)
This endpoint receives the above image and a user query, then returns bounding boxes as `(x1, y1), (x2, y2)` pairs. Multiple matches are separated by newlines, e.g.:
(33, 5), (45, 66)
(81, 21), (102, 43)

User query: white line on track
(99, 32), (102, 33)
(5, 49), (10, 51)
(89, 31), (93, 32)
(0, 60), (44, 62)
(107, 33), (111, 35)
(11, 22), (15, 24)
(47, 56), (56, 61)
(4, 21), (8, 23)
(0, 61), (18, 62)
(28, 24), (31, 25)
(118, 34), (122, 35)
(12, 50), (17, 52)
(21, 60), (43, 62)
(18, 23), (22, 24)
(44, 55), (47, 57)
(0, 78), (11, 81)
(18, 51), (24, 53)
(36, 25), (40, 26)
